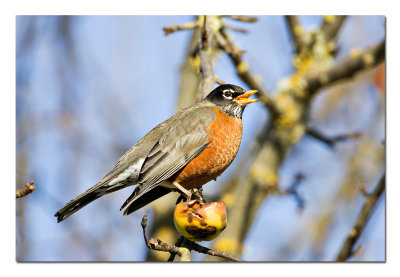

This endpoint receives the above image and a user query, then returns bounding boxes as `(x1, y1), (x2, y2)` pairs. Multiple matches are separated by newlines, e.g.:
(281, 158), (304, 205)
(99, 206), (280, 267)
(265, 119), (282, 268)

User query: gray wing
(120, 106), (216, 213)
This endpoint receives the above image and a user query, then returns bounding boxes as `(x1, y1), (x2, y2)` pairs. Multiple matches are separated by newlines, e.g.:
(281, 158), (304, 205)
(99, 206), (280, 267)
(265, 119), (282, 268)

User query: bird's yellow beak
(233, 90), (259, 105)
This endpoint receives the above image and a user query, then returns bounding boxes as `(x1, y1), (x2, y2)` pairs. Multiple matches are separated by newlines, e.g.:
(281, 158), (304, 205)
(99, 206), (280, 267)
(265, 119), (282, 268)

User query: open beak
(233, 90), (259, 105)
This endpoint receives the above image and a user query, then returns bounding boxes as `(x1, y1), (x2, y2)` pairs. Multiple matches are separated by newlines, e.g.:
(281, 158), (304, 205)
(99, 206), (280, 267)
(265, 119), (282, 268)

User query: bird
(55, 84), (258, 223)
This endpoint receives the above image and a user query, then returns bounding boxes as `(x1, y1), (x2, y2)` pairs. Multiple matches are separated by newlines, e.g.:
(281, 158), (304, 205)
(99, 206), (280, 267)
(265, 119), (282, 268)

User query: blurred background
(16, 15), (385, 262)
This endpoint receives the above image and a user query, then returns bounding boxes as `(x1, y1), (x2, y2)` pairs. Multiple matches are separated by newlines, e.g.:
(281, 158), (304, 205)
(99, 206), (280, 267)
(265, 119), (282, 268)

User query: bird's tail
(120, 186), (171, 216)
(54, 182), (125, 223)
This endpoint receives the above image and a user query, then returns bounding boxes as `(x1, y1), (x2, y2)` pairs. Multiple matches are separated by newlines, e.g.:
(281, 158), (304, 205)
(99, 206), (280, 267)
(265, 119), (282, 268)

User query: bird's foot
(190, 188), (205, 204)
(173, 183), (206, 203)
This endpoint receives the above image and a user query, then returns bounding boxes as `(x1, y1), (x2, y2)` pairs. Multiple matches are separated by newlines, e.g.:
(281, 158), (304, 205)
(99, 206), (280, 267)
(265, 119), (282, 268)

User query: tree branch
(141, 215), (243, 262)
(190, 241), (244, 262)
(199, 16), (216, 98)
(225, 15), (258, 23)
(320, 16), (346, 42)
(285, 16), (306, 53)
(306, 128), (362, 148)
(306, 40), (385, 98)
(176, 28), (202, 108)
(224, 25), (248, 33)
(281, 173), (306, 211)
(335, 174), (385, 261)
(162, 22), (199, 36)
(16, 180), (35, 198)
(215, 30), (280, 117)
(141, 215), (191, 261)
(167, 236), (185, 261)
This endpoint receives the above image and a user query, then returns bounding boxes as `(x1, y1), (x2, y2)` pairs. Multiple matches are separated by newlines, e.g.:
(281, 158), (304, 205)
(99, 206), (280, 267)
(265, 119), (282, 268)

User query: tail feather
(122, 186), (171, 216)
(55, 183), (171, 222)
(55, 181), (125, 222)
(54, 190), (104, 223)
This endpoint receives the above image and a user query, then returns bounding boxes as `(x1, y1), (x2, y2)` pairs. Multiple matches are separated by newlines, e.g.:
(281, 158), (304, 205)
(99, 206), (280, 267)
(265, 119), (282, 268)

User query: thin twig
(284, 174), (306, 211)
(355, 181), (370, 197)
(215, 30), (280, 117)
(306, 40), (385, 98)
(191, 241), (244, 262)
(16, 180), (35, 198)
(258, 174), (306, 212)
(214, 30), (244, 56)
(224, 25), (248, 33)
(306, 128), (362, 148)
(141, 215), (149, 246)
(225, 15), (258, 23)
(163, 22), (199, 36)
(335, 174), (385, 261)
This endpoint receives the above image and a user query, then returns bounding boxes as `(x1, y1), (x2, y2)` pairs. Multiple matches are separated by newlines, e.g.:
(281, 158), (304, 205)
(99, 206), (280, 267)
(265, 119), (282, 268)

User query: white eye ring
(223, 89), (233, 98)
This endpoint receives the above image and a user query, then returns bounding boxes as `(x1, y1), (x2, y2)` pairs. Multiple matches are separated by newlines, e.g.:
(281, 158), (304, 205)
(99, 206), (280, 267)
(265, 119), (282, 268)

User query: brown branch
(16, 180), (35, 198)
(224, 25), (248, 33)
(285, 16), (306, 53)
(190, 241), (244, 262)
(355, 181), (370, 197)
(176, 29), (202, 108)
(141, 215), (150, 245)
(225, 15), (258, 23)
(320, 16), (346, 42)
(199, 16), (216, 98)
(283, 173), (306, 211)
(167, 236), (185, 262)
(163, 22), (199, 36)
(148, 237), (191, 261)
(306, 128), (362, 148)
(215, 30), (280, 117)
(258, 173), (306, 212)
(141, 215), (191, 261)
(141, 215), (243, 262)
(214, 30), (244, 57)
(306, 40), (385, 98)
(335, 174), (385, 261)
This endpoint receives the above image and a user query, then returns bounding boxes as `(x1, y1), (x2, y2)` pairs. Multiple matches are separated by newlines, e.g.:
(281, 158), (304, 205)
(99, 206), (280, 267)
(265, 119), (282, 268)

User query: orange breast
(169, 108), (243, 189)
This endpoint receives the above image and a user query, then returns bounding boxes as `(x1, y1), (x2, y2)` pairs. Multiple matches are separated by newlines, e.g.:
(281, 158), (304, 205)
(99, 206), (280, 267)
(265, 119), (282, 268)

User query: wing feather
(120, 106), (216, 212)
(139, 107), (215, 185)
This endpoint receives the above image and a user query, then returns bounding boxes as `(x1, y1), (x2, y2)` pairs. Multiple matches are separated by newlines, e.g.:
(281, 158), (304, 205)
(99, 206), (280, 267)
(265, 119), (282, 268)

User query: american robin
(55, 84), (258, 222)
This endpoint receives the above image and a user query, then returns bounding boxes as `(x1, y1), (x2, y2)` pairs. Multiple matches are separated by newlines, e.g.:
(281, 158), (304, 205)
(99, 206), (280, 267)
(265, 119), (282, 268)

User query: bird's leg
(191, 187), (205, 204)
(172, 182), (192, 200)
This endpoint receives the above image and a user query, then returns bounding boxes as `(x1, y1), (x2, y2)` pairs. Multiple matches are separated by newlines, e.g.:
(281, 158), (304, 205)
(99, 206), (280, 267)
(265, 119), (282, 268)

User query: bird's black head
(205, 84), (258, 118)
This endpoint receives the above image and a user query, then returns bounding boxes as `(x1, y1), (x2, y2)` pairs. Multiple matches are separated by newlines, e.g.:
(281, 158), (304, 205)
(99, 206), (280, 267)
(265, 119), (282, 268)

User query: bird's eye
(223, 90), (233, 98)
